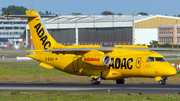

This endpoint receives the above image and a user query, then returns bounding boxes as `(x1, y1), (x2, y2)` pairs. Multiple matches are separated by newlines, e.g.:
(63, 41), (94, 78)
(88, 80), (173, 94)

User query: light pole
(131, 9), (135, 45)
(111, 10), (114, 27)
(92, 11), (95, 28)
(74, 12), (78, 45)
(74, 12), (77, 28)
(31, 0), (33, 10)
(30, 0), (33, 50)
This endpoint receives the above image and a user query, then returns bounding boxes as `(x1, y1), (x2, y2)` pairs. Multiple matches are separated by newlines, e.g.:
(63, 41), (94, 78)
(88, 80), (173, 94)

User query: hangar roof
(43, 15), (150, 23)
(135, 15), (180, 23)
(43, 14), (180, 24)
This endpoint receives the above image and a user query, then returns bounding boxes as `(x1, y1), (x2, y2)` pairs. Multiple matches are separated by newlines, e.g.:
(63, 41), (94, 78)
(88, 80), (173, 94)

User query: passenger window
(146, 57), (154, 62)
(155, 57), (166, 62)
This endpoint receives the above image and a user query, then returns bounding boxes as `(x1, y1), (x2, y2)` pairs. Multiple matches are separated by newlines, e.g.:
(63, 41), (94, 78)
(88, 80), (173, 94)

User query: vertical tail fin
(26, 10), (65, 50)
(5, 10), (65, 50)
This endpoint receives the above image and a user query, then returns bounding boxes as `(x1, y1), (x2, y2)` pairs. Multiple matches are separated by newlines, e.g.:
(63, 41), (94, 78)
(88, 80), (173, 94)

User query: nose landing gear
(159, 80), (166, 85)
(159, 77), (167, 85)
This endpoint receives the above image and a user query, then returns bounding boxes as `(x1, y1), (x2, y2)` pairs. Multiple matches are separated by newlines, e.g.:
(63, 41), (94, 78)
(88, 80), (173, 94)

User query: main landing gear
(159, 77), (167, 85)
(91, 76), (125, 85)
(91, 75), (103, 85)
(116, 79), (125, 84)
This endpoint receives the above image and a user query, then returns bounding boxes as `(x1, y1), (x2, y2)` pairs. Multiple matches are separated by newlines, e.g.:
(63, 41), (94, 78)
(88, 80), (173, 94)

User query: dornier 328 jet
(5, 10), (177, 85)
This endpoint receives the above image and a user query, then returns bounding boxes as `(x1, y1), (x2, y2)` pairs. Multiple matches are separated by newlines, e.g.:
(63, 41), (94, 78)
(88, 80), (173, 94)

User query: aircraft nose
(168, 67), (177, 76)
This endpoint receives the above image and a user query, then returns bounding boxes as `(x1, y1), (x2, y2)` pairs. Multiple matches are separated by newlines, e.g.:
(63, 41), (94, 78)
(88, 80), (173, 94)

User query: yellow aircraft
(5, 10), (177, 85)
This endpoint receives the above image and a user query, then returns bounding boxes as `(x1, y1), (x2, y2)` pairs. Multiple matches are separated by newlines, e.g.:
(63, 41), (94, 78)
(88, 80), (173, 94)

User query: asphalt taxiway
(0, 82), (180, 94)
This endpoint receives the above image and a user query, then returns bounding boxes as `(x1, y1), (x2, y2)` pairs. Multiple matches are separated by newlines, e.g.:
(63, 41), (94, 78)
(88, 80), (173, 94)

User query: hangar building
(26, 14), (180, 47)
(135, 15), (180, 45)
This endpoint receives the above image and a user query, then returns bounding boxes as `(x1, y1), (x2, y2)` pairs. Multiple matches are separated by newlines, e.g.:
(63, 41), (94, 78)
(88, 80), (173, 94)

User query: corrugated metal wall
(27, 27), (132, 47)
(48, 29), (75, 45)
(135, 17), (180, 28)
(78, 27), (132, 47)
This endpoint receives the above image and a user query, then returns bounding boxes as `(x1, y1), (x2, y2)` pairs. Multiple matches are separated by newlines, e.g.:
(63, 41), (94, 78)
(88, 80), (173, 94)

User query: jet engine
(82, 55), (111, 66)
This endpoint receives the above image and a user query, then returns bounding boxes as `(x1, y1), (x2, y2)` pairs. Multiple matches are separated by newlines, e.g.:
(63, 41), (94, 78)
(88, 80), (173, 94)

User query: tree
(101, 11), (115, 15)
(1, 5), (27, 15)
(149, 40), (158, 47)
(178, 14), (180, 17)
(71, 12), (81, 15)
(137, 12), (148, 15)
(44, 11), (54, 15)
(45, 11), (49, 15)
(117, 13), (123, 15)
(20, 30), (26, 39)
(39, 12), (44, 15)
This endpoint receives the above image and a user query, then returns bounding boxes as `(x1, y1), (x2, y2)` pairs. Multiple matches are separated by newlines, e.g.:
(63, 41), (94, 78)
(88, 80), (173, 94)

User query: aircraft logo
(34, 23), (51, 49)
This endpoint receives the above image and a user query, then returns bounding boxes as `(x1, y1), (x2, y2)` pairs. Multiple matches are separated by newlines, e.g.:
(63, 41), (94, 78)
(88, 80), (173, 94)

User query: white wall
(134, 28), (158, 45)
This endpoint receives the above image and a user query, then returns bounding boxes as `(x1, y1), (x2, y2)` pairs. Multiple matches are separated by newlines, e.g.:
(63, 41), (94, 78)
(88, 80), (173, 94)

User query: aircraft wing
(45, 48), (113, 52)
(114, 45), (180, 51)
(147, 48), (180, 51)
(124, 48), (180, 51)
(27, 48), (114, 54)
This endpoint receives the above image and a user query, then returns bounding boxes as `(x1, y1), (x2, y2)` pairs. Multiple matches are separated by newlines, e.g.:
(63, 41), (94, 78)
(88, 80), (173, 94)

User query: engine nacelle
(82, 55), (111, 66)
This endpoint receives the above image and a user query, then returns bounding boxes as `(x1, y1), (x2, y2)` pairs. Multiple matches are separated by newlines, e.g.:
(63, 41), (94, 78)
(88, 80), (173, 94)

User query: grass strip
(0, 62), (72, 76)
(0, 91), (179, 101)
(0, 61), (179, 83)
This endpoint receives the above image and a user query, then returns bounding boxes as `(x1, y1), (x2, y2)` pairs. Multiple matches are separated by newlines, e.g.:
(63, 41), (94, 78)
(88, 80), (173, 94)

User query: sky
(0, 0), (180, 16)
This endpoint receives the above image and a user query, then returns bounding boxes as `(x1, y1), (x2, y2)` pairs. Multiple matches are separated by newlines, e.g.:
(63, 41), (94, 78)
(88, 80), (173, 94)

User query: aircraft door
(136, 57), (142, 68)
(73, 57), (79, 73)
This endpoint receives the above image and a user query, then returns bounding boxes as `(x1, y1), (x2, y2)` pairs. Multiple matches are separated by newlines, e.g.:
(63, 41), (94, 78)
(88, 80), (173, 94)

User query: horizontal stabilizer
(4, 15), (38, 18)
(4, 15), (57, 18)
(39, 62), (54, 69)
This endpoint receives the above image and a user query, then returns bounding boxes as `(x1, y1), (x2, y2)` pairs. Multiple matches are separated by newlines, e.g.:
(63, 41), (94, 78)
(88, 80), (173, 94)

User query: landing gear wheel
(159, 80), (166, 85)
(116, 79), (125, 84)
(91, 78), (100, 85)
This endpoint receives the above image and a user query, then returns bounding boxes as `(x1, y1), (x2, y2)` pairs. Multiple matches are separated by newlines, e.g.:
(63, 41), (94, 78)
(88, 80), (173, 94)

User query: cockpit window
(146, 57), (154, 62)
(155, 57), (166, 62)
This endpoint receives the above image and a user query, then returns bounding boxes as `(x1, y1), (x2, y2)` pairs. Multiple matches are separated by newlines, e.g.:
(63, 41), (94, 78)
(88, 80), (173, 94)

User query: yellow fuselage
(28, 48), (177, 80)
